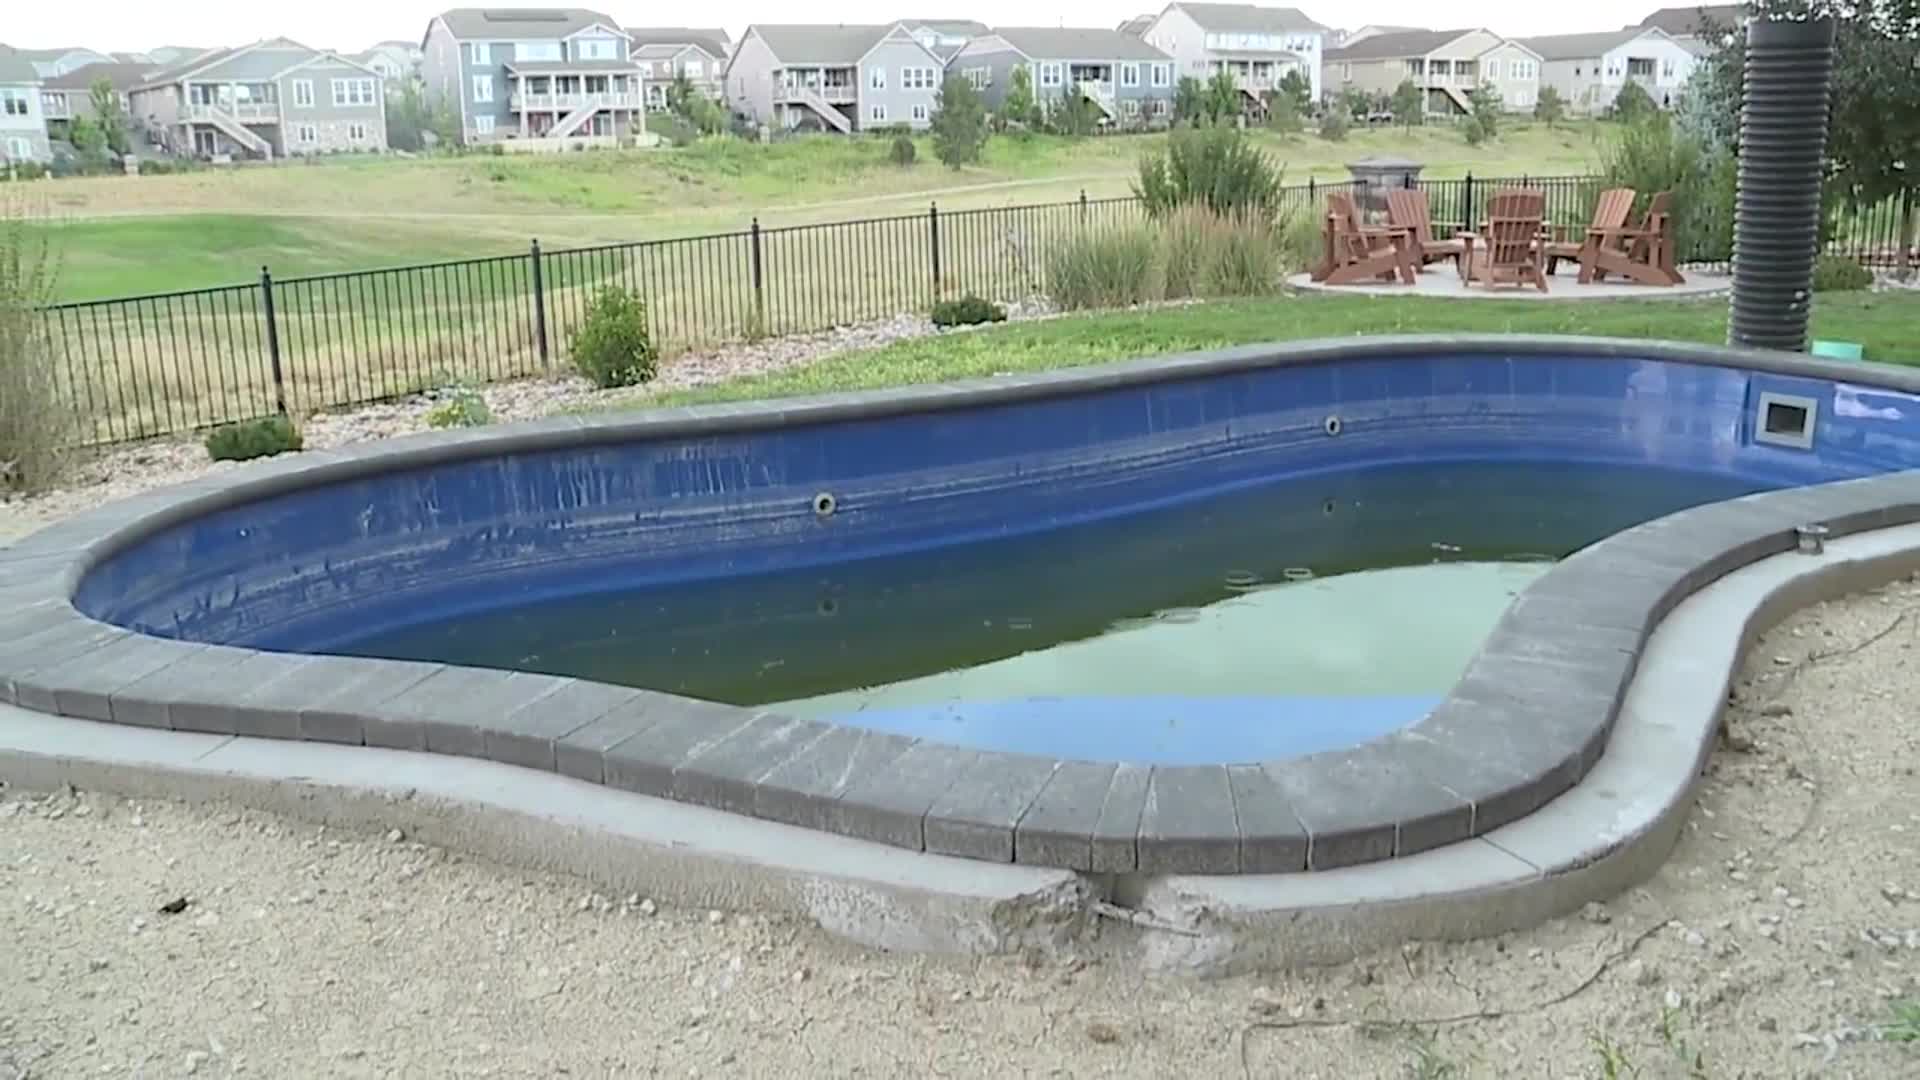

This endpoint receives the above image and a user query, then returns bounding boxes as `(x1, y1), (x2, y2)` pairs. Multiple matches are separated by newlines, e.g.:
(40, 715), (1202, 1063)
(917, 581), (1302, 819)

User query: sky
(4, 1), (1676, 53)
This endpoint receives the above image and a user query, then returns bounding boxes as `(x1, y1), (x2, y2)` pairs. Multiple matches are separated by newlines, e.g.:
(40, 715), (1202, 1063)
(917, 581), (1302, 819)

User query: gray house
(898, 19), (990, 61)
(725, 24), (948, 135)
(423, 8), (647, 147)
(0, 50), (51, 164)
(128, 39), (387, 160)
(39, 61), (159, 143)
(9, 47), (116, 79)
(625, 28), (731, 107)
(950, 28), (1176, 127)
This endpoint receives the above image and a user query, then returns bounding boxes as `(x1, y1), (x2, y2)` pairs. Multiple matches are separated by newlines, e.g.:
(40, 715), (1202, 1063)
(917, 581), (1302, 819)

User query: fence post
(529, 239), (549, 367)
(749, 217), (765, 329)
(1079, 189), (1089, 225)
(929, 202), (942, 297)
(1463, 171), (1475, 230)
(259, 266), (287, 416)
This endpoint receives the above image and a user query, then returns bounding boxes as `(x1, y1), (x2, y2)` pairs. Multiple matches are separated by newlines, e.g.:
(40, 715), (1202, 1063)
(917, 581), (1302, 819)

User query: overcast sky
(6, 1), (1671, 53)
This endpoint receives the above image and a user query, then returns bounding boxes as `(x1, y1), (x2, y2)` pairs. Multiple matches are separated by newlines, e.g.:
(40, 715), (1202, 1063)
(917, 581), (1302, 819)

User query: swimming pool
(10, 336), (1920, 874)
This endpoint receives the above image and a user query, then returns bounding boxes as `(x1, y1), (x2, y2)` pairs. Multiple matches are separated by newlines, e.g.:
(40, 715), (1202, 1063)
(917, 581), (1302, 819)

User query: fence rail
(39, 174), (1916, 445)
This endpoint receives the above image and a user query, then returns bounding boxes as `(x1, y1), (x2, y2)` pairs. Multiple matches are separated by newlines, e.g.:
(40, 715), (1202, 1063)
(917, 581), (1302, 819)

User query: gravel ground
(4, 584), (1918, 1079)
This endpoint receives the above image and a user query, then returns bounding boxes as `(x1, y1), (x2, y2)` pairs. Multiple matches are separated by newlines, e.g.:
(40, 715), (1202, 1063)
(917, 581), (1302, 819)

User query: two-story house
(357, 41), (424, 83)
(1142, 4), (1331, 112)
(951, 28), (1177, 128)
(0, 50), (51, 165)
(625, 29), (731, 107)
(39, 61), (158, 144)
(725, 24), (947, 135)
(1636, 5), (1745, 57)
(129, 39), (388, 160)
(423, 8), (646, 147)
(1520, 27), (1698, 114)
(1322, 28), (1541, 115)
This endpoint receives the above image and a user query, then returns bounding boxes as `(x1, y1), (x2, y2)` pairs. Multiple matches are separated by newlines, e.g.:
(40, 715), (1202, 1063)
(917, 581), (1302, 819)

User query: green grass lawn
(655, 291), (1918, 407)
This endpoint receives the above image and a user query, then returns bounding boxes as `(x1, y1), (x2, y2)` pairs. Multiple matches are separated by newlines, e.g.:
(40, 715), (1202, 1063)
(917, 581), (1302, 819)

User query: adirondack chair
(1458, 190), (1549, 292)
(1384, 188), (1467, 270)
(1312, 192), (1416, 285)
(1542, 187), (1636, 277)
(1457, 189), (1548, 288)
(1579, 191), (1686, 285)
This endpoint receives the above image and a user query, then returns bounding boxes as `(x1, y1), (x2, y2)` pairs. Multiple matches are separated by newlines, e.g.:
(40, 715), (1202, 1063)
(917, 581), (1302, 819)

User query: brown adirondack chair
(1385, 188), (1467, 269)
(1542, 187), (1636, 277)
(1457, 189), (1548, 287)
(1458, 190), (1549, 292)
(1579, 191), (1685, 285)
(1312, 192), (1416, 285)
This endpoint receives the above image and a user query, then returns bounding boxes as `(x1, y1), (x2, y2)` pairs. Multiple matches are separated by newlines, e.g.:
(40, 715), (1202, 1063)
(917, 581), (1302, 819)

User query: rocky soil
(4, 583), (1918, 1079)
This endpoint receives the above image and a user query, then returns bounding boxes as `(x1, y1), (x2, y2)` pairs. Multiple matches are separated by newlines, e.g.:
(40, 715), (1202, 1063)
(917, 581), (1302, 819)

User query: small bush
(570, 286), (657, 389)
(1278, 209), (1323, 274)
(1158, 207), (1286, 299)
(1134, 126), (1284, 219)
(423, 381), (492, 428)
(930, 295), (1005, 327)
(889, 133), (917, 166)
(1318, 109), (1349, 142)
(205, 416), (303, 462)
(1812, 254), (1872, 292)
(0, 200), (67, 491)
(1047, 226), (1161, 311)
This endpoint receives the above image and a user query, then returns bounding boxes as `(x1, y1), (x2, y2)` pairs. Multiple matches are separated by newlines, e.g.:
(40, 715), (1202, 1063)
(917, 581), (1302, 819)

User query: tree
(1275, 69), (1312, 115)
(1319, 106), (1349, 142)
(1048, 92), (1100, 136)
(929, 74), (987, 168)
(1463, 82), (1502, 146)
(1608, 79), (1657, 122)
(1173, 76), (1206, 126)
(1336, 85), (1371, 121)
(1262, 89), (1303, 135)
(1001, 66), (1035, 127)
(665, 72), (696, 115)
(1534, 85), (1567, 128)
(1389, 79), (1422, 129)
(1204, 69), (1241, 124)
(88, 78), (130, 155)
(69, 115), (108, 159)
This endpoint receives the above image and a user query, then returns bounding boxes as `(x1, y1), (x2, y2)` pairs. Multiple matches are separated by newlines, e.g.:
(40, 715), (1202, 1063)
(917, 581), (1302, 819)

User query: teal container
(1811, 340), (1865, 361)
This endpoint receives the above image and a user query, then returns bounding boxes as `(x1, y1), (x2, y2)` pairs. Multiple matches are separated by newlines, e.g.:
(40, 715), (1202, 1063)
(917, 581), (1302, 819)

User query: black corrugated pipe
(1729, 18), (1837, 352)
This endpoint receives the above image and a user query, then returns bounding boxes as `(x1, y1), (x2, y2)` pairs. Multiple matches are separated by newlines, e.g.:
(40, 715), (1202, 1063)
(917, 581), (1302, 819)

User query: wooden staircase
(1077, 80), (1115, 119)
(789, 83), (852, 133)
(200, 106), (272, 159)
(549, 102), (599, 138)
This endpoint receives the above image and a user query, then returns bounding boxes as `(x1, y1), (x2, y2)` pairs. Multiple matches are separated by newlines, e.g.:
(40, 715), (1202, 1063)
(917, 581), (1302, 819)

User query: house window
(4, 136), (30, 159)
(1039, 62), (1062, 87)
(869, 67), (886, 90)
(901, 66), (936, 90)
(333, 78), (377, 107)
(911, 102), (928, 121)
(475, 115), (495, 135)
(1341, 62), (1352, 80)
(292, 80), (314, 107)
(0, 89), (28, 117)
(1150, 62), (1169, 87)
(472, 75), (494, 103)
(576, 37), (617, 60)
(685, 60), (703, 77)
(298, 124), (317, 144)
(349, 122), (368, 140)
(1120, 63), (1139, 87)
(1485, 60), (1500, 79)
(869, 103), (887, 122)
(1661, 59), (1676, 79)
(1122, 99), (1140, 117)
(518, 41), (561, 62)
(470, 42), (491, 65)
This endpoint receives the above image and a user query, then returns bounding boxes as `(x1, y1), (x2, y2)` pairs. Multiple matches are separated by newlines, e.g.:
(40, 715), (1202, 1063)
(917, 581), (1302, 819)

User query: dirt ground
(3, 579), (1917, 1078)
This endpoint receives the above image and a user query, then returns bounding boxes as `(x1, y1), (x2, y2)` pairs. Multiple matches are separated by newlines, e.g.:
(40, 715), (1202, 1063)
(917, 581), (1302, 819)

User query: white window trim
(1120, 63), (1139, 88)
(869, 67), (886, 90)
(292, 79), (314, 108)
(332, 78), (376, 108)
(474, 115), (495, 135)
(298, 123), (317, 144)
(348, 122), (368, 140)
(472, 74), (494, 103)
(1150, 63), (1169, 87)
(869, 103), (888, 122)
(575, 37), (617, 60)
(1039, 62), (1062, 88)
(470, 42), (491, 65)
(911, 102), (928, 121)
(5, 136), (31, 159)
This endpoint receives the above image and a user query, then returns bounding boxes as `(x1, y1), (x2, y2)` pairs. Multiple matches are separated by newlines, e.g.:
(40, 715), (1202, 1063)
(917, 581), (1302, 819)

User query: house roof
(0, 49), (40, 84)
(136, 39), (376, 89)
(900, 19), (991, 36)
(1519, 29), (1655, 61)
(1117, 15), (1155, 35)
(44, 61), (158, 91)
(1170, 4), (1329, 35)
(743, 25), (907, 65)
(1637, 5), (1744, 36)
(7, 47), (103, 61)
(435, 8), (625, 41)
(623, 27), (731, 58)
(1323, 28), (1477, 60)
(986, 27), (1175, 61)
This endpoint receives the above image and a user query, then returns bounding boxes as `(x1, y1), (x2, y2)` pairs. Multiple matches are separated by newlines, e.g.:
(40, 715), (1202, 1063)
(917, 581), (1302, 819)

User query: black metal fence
(39, 176), (1915, 446)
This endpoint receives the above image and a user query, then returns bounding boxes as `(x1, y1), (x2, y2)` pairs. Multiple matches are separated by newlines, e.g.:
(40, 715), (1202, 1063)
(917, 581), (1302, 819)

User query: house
(143, 47), (211, 66)
(1338, 25), (1420, 48)
(111, 52), (156, 65)
(1322, 28), (1541, 115)
(0, 50), (51, 164)
(358, 41), (424, 82)
(129, 39), (388, 160)
(39, 61), (158, 143)
(1521, 27), (1698, 114)
(423, 8), (647, 147)
(7, 47), (116, 78)
(1637, 5), (1745, 55)
(1141, 3), (1331, 112)
(950, 28), (1176, 128)
(898, 19), (990, 61)
(1116, 16), (1155, 36)
(724, 24), (948, 135)
(624, 29), (731, 106)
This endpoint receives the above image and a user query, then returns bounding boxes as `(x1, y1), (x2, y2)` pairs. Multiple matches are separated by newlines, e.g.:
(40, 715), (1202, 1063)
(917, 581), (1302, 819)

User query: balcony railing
(510, 90), (642, 111)
(42, 95), (71, 118)
(185, 101), (281, 122)
(774, 82), (856, 104)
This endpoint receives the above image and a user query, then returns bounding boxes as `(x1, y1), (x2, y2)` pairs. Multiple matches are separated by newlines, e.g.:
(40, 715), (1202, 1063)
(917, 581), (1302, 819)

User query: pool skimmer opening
(1755, 391), (1818, 450)
(812, 492), (838, 518)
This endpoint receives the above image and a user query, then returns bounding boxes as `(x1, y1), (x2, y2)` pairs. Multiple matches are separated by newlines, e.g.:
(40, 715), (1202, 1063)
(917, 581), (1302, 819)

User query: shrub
(1812, 254), (1873, 292)
(1318, 108), (1349, 142)
(889, 133), (917, 166)
(1158, 207), (1286, 299)
(423, 381), (492, 428)
(570, 286), (657, 388)
(1277, 209), (1323, 274)
(205, 416), (303, 462)
(1047, 226), (1161, 311)
(930, 295), (1005, 327)
(1609, 80), (1658, 123)
(0, 199), (67, 492)
(1134, 126), (1284, 219)
(1597, 112), (1723, 262)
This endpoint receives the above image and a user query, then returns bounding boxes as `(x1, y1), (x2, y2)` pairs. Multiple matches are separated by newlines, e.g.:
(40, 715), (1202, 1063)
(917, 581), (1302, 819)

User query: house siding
(278, 61), (386, 154)
(423, 19), (469, 134)
(1147, 7), (1323, 101)
(1476, 43), (1541, 111)
(949, 45), (1024, 112)
(1, 83), (52, 163)
(724, 33), (780, 127)
(857, 36), (942, 131)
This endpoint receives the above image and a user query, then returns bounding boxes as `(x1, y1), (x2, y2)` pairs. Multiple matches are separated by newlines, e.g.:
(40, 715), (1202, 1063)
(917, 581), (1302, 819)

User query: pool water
(334, 460), (1765, 763)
